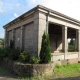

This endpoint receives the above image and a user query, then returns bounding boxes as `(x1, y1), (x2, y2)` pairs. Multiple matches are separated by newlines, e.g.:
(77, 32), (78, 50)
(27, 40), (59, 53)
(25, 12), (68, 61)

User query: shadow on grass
(48, 76), (80, 80)
(0, 62), (19, 80)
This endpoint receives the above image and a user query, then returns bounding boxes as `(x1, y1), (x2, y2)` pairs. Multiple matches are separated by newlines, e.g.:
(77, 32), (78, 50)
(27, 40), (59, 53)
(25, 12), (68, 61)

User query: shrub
(30, 56), (40, 64)
(40, 32), (52, 63)
(69, 39), (74, 46)
(68, 45), (74, 50)
(8, 48), (20, 60)
(0, 47), (10, 60)
(4, 47), (11, 56)
(0, 48), (5, 60)
(19, 51), (30, 63)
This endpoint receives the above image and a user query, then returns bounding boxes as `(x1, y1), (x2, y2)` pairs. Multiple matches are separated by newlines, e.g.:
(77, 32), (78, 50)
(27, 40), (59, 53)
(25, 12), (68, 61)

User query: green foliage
(54, 63), (80, 78)
(0, 47), (20, 61)
(19, 51), (30, 63)
(40, 32), (52, 63)
(68, 39), (74, 51)
(68, 45), (74, 50)
(30, 56), (40, 64)
(8, 48), (20, 60)
(0, 48), (5, 60)
(69, 39), (74, 46)
(0, 38), (4, 45)
(4, 47), (11, 56)
(0, 47), (10, 60)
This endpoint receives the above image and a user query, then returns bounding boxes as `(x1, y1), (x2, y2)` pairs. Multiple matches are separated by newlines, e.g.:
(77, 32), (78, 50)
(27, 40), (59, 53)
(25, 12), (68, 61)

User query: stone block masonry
(3, 58), (54, 77)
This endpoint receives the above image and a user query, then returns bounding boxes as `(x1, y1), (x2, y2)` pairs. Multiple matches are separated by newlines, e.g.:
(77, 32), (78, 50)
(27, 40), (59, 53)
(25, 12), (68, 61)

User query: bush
(19, 51), (30, 63)
(8, 48), (20, 60)
(0, 48), (5, 60)
(4, 47), (11, 56)
(40, 32), (52, 63)
(0, 47), (10, 60)
(30, 56), (40, 64)
(68, 45), (74, 50)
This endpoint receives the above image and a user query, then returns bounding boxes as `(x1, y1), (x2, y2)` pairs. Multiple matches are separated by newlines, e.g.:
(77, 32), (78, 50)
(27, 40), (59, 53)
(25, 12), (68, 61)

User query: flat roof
(3, 5), (80, 28)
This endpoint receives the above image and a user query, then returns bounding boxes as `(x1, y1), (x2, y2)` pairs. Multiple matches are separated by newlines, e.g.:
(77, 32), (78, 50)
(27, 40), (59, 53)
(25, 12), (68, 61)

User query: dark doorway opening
(49, 23), (62, 53)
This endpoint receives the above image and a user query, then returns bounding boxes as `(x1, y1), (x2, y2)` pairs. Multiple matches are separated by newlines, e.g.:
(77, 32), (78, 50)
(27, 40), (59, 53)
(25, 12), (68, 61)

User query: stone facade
(50, 34), (62, 52)
(24, 23), (34, 54)
(15, 28), (21, 49)
(3, 5), (80, 61)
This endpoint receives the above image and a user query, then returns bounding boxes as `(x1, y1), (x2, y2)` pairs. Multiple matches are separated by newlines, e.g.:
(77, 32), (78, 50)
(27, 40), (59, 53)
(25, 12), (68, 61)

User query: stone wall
(3, 58), (54, 77)
(8, 30), (12, 46)
(54, 58), (79, 66)
(52, 53), (79, 61)
(3, 57), (80, 78)
(15, 28), (21, 49)
(50, 34), (62, 53)
(24, 23), (34, 54)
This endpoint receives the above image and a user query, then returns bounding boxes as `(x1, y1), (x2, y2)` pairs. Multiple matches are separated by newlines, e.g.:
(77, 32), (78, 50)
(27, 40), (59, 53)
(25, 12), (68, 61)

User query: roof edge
(38, 5), (80, 24)
(3, 5), (39, 28)
(3, 5), (80, 28)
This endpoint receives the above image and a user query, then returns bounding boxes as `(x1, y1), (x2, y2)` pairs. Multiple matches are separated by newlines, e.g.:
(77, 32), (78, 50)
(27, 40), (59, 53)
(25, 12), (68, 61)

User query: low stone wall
(54, 58), (79, 66)
(3, 58), (54, 77)
(3, 57), (79, 77)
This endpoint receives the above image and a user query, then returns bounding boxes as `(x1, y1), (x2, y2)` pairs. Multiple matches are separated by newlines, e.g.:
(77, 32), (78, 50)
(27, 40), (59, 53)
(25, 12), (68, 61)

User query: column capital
(78, 29), (80, 34)
(62, 26), (67, 31)
(12, 29), (15, 33)
(21, 25), (24, 30)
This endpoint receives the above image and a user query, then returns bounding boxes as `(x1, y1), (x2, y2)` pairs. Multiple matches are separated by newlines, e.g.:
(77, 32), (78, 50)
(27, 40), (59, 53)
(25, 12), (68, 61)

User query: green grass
(68, 45), (75, 51)
(0, 63), (80, 80)
(53, 63), (80, 79)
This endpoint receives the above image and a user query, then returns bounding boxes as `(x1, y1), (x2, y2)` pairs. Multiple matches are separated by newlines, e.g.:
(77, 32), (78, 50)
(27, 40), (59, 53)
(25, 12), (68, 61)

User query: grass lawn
(52, 63), (80, 80)
(0, 63), (80, 80)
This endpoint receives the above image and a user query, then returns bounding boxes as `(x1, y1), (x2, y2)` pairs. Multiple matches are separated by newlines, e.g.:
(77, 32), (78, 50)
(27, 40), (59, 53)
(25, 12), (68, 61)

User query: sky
(0, 0), (80, 38)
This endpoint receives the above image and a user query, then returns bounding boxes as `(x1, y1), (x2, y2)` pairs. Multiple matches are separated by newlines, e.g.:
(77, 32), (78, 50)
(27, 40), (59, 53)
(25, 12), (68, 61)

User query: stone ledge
(3, 58), (54, 77)
(54, 58), (79, 66)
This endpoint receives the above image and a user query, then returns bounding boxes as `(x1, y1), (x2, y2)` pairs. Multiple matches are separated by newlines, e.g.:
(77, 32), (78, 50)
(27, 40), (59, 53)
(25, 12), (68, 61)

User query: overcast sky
(0, 0), (80, 38)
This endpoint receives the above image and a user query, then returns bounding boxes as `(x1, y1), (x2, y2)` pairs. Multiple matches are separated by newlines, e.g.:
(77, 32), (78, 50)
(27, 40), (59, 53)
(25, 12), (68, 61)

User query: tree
(0, 38), (4, 45)
(40, 32), (52, 63)
(69, 39), (74, 46)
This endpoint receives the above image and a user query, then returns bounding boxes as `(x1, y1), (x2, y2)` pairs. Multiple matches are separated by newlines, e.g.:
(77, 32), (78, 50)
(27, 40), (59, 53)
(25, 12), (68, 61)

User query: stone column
(33, 12), (46, 58)
(75, 30), (78, 51)
(20, 26), (24, 51)
(4, 28), (8, 48)
(33, 12), (39, 57)
(78, 29), (80, 58)
(46, 11), (50, 34)
(62, 26), (68, 53)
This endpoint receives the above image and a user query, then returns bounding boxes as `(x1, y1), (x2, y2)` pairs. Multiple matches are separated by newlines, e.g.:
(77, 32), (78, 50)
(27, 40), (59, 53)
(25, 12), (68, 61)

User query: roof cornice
(38, 5), (80, 24)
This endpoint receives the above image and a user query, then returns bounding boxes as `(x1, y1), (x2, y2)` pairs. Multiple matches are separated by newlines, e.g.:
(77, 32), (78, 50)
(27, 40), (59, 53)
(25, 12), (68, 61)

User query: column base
(54, 50), (59, 53)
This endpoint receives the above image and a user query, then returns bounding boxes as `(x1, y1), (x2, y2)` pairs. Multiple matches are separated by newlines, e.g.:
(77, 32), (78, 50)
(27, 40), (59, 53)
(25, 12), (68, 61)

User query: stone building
(3, 5), (80, 61)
